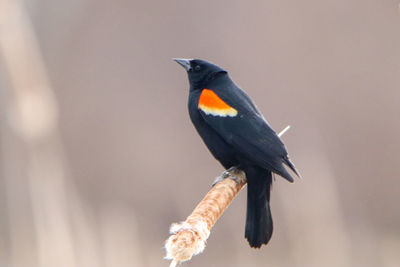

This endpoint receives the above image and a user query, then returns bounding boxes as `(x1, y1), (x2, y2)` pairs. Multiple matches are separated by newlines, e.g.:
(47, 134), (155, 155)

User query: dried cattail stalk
(165, 126), (290, 266)
(165, 169), (246, 266)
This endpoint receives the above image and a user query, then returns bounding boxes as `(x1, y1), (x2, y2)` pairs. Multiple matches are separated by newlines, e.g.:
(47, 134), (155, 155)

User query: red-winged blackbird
(174, 58), (299, 248)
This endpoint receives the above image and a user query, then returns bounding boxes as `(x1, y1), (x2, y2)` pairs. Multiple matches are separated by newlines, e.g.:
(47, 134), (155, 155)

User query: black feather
(245, 167), (273, 248)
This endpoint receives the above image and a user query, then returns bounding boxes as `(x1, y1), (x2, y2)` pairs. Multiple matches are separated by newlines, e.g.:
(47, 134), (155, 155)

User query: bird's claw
(212, 166), (244, 186)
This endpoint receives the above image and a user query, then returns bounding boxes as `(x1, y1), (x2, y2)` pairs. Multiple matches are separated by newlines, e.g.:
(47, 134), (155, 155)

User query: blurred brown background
(0, 0), (399, 266)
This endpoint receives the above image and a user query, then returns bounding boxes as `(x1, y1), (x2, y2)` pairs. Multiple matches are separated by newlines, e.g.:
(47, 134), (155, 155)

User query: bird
(174, 58), (299, 248)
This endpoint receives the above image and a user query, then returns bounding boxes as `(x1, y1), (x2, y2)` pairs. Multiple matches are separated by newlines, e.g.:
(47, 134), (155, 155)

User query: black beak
(173, 58), (192, 71)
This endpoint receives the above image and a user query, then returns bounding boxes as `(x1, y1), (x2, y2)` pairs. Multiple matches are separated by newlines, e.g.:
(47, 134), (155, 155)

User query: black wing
(199, 87), (298, 182)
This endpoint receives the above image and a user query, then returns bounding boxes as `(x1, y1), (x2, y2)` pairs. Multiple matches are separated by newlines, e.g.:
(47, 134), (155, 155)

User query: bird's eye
(194, 65), (201, 71)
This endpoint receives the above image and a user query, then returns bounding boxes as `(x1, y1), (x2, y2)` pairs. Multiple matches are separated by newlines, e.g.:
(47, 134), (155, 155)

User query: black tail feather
(245, 167), (273, 248)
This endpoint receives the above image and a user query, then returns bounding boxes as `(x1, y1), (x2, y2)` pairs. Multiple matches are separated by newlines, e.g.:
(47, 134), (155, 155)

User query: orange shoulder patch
(198, 89), (238, 117)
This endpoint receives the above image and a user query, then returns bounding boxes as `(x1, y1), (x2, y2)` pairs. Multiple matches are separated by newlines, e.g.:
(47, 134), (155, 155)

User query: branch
(165, 126), (291, 266)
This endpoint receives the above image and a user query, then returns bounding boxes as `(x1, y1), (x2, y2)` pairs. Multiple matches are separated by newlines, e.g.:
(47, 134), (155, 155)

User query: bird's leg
(212, 166), (246, 186)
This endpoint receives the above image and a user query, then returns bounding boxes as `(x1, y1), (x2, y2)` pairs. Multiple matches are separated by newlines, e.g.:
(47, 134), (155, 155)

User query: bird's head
(174, 58), (228, 90)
